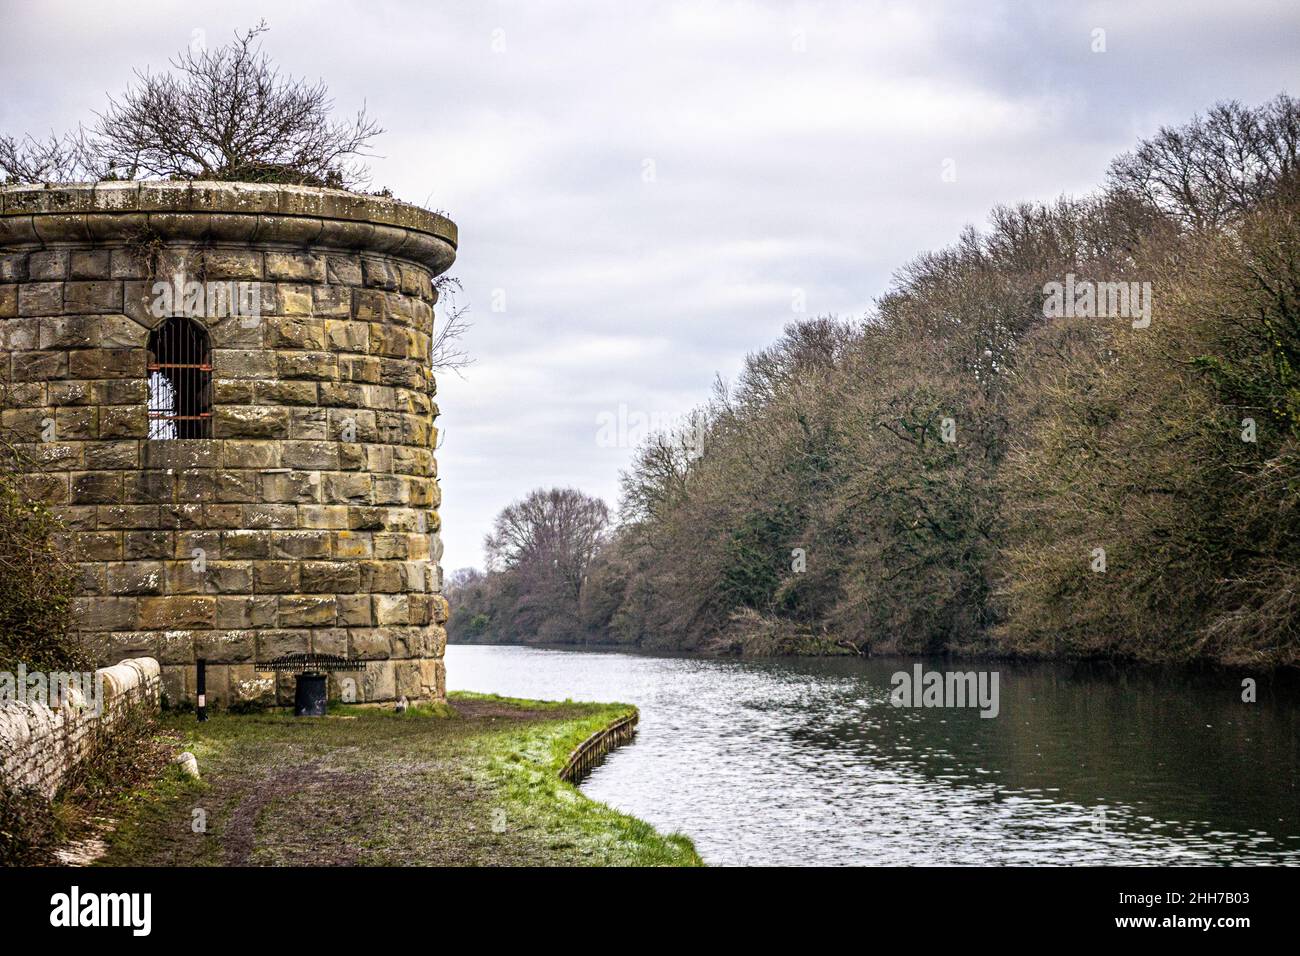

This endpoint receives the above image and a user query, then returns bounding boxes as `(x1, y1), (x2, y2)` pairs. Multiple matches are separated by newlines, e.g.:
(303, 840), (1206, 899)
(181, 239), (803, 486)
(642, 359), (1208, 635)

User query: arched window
(147, 317), (212, 439)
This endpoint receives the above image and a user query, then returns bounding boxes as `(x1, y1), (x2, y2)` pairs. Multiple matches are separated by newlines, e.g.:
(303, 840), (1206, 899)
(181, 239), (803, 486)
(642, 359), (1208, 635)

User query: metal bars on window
(147, 317), (212, 439)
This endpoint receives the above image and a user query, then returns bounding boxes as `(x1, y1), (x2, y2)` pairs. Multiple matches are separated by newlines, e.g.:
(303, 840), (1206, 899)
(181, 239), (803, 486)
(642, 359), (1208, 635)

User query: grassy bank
(94, 692), (700, 867)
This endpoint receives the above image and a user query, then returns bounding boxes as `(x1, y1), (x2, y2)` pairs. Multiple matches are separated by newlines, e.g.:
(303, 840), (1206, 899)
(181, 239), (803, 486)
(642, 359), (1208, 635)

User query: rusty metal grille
(147, 317), (212, 439)
(256, 653), (361, 673)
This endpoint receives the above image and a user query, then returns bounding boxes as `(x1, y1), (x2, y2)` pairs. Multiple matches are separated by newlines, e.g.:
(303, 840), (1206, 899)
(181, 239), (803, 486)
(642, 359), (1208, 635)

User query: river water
(445, 644), (1300, 866)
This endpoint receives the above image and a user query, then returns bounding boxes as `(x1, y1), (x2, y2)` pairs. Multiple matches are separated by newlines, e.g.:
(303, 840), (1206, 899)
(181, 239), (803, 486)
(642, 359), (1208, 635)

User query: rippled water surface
(446, 644), (1300, 866)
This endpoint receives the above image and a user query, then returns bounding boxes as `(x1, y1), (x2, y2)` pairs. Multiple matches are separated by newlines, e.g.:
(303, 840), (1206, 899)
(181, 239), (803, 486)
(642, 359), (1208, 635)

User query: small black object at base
(196, 658), (208, 722)
(294, 672), (329, 717)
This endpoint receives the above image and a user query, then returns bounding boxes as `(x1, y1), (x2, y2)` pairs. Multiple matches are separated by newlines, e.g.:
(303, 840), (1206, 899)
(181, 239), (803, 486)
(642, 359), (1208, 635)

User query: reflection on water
(446, 644), (1300, 866)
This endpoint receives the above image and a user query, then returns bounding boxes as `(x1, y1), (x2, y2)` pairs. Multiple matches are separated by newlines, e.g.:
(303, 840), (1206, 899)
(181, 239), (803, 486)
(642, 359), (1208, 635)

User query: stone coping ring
(0, 182), (458, 275)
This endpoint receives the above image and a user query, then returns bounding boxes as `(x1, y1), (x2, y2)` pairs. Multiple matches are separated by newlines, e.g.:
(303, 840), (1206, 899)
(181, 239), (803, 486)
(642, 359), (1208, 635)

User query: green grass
(95, 692), (701, 867)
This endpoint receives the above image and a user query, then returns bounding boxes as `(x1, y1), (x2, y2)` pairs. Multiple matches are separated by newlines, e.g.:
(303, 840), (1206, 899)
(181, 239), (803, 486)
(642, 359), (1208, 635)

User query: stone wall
(0, 657), (160, 800)
(0, 183), (458, 706)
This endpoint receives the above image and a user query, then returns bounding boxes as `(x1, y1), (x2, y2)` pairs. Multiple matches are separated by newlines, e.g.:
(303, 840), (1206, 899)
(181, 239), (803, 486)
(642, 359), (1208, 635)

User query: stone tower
(0, 182), (457, 707)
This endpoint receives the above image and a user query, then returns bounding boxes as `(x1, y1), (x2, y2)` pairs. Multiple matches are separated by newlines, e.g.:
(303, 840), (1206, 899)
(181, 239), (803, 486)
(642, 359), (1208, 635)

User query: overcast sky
(1, 0), (1297, 571)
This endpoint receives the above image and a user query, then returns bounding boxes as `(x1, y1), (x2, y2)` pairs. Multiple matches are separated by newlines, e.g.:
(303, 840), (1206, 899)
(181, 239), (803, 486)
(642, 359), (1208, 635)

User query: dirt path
(93, 694), (700, 867)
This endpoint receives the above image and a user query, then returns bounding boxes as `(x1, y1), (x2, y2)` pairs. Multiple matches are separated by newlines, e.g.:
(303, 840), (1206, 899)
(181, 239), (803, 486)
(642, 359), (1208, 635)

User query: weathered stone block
(213, 348), (277, 379)
(394, 658), (441, 700)
(154, 564), (196, 602)
(110, 249), (149, 280)
(289, 407), (329, 440)
(99, 405), (147, 439)
(300, 560), (360, 593)
(138, 596), (215, 630)
(267, 317), (327, 350)
(69, 250), (112, 279)
(125, 530), (172, 560)
(278, 351), (338, 381)
(0, 316), (38, 351)
(243, 503), (297, 529)
(215, 469), (260, 503)
(256, 629), (310, 661)
(97, 503), (160, 529)
(311, 628), (348, 656)
(64, 281), (123, 314)
(176, 530), (220, 559)
(336, 594), (372, 626)
(74, 531), (123, 562)
(275, 283), (312, 316)
(221, 529), (271, 560)
(207, 313), (263, 349)
(361, 660), (396, 700)
(325, 319), (369, 353)
(349, 628), (393, 660)
(216, 595), (277, 629)
(121, 280), (162, 328)
(312, 285), (352, 317)
(54, 406), (97, 440)
(195, 629), (255, 663)
(359, 560), (406, 593)
(99, 314), (147, 348)
(68, 348), (144, 379)
(213, 378), (255, 404)
(221, 440), (278, 469)
(431, 594), (450, 625)
(72, 597), (136, 631)
(361, 258), (399, 290)
(254, 561), (299, 593)
(331, 531), (371, 559)
(206, 562), (254, 594)
(103, 378), (146, 404)
(215, 405), (290, 439)
(373, 594), (410, 626)
(299, 505), (349, 529)
(201, 249), (263, 279)
(18, 283), (64, 316)
(157, 630), (197, 665)
(0, 253), (29, 282)
(106, 561), (166, 595)
(278, 595), (337, 627)
(126, 469), (173, 503)
(338, 443), (367, 470)
(161, 664), (186, 705)
(258, 469), (317, 504)
(280, 440), (337, 470)
(29, 250), (68, 280)
(71, 470), (123, 504)
(227, 664), (275, 706)
(265, 252), (325, 283)
(142, 439), (220, 469)
(40, 314), (100, 349)
(254, 379), (318, 405)
(324, 472), (371, 504)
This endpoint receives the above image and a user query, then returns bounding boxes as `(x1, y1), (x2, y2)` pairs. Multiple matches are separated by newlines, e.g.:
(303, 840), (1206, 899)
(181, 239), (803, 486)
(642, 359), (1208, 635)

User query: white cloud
(2, 0), (1296, 570)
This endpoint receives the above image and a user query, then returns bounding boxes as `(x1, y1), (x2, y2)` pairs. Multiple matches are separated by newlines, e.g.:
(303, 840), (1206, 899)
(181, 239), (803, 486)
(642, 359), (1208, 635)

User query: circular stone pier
(0, 181), (458, 707)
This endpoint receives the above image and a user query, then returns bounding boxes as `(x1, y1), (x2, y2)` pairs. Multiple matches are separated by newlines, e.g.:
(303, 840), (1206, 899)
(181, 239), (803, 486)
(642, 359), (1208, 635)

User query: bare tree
(487, 489), (608, 578)
(3, 24), (474, 364)
(0, 131), (92, 184)
(476, 488), (611, 642)
(1108, 94), (1300, 230)
(1, 22), (382, 187)
(429, 277), (474, 375)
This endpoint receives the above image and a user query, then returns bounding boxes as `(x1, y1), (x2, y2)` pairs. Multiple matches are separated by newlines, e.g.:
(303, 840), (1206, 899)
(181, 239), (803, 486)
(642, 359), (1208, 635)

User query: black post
(196, 658), (208, 722)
